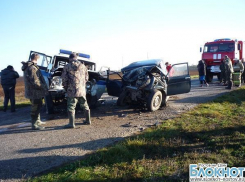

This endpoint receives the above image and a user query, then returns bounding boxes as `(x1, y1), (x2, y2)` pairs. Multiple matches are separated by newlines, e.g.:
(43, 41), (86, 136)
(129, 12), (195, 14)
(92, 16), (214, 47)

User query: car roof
(121, 59), (163, 72)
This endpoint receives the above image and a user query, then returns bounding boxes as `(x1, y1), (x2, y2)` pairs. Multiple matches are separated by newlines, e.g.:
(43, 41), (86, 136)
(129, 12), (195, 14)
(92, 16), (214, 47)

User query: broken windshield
(204, 43), (234, 53)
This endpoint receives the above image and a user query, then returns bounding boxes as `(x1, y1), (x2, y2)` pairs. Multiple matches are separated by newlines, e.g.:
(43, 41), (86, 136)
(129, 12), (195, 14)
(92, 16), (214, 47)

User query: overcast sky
(0, 0), (245, 74)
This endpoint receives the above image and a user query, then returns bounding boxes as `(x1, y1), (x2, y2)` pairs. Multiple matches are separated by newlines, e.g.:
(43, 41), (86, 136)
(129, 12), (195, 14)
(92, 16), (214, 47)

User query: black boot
(225, 81), (233, 89)
(84, 109), (91, 125)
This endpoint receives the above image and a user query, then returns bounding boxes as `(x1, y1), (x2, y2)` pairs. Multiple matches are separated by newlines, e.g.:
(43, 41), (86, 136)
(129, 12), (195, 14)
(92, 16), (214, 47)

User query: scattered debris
(119, 113), (127, 118)
(121, 122), (132, 127)
(154, 121), (160, 126)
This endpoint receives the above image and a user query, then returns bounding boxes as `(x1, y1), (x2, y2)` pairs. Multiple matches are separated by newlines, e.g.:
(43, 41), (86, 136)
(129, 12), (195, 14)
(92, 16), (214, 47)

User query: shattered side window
(169, 64), (188, 77)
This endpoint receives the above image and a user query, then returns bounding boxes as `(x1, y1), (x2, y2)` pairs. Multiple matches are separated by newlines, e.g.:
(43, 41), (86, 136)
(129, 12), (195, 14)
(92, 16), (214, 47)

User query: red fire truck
(200, 38), (244, 82)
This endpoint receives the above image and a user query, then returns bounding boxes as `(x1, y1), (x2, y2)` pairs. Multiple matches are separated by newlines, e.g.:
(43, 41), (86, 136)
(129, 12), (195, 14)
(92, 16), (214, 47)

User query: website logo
(189, 163), (245, 181)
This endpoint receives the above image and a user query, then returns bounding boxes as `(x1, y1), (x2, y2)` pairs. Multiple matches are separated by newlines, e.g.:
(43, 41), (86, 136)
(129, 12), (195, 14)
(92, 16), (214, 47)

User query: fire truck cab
(200, 38), (244, 82)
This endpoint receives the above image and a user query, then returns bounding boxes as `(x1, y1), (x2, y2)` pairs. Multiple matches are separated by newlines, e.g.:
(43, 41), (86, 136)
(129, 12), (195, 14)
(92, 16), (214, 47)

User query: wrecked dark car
(28, 50), (106, 114)
(106, 59), (191, 111)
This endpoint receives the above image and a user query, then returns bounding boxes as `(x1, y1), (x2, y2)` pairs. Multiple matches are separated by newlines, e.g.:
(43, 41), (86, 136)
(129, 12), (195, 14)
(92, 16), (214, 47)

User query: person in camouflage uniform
(22, 53), (48, 130)
(61, 53), (91, 128)
(219, 59), (226, 85)
(224, 55), (234, 89)
(241, 58), (245, 83)
(233, 59), (244, 87)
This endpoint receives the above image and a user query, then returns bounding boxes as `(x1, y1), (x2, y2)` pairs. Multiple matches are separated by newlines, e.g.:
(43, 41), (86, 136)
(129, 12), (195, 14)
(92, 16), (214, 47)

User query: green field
(29, 87), (245, 182)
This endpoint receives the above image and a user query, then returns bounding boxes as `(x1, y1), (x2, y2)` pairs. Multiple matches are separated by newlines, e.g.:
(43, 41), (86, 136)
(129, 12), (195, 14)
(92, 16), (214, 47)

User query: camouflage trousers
(67, 97), (89, 114)
(30, 99), (42, 122)
(232, 72), (242, 86)
(225, 72), (233, 82)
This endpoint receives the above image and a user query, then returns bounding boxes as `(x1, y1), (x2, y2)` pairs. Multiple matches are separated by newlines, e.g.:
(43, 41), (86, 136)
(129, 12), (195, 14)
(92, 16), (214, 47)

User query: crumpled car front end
(117, 65), (167, 111)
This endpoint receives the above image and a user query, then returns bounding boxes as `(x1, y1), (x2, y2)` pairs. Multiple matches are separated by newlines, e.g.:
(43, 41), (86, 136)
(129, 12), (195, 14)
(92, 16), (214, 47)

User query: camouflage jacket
(22, 61), (48, 99)
(224, 58), (234, 74)
(233, 60), (244, 72)
(61, 60), (88, 98)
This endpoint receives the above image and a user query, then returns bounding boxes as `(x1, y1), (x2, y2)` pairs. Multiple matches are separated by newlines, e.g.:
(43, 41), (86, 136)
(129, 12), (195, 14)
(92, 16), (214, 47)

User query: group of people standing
(20, 53), (91, 130)
(198, 55), (245, 89)
(220, 55), (244, 89)
(1, 53), (91, 131)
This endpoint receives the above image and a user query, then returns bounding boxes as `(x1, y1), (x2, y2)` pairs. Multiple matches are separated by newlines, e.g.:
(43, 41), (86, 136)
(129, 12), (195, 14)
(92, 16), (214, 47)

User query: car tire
(146, 90), (162, 111)
(117, 91), (128, 106)
(45, 93), (54, 114)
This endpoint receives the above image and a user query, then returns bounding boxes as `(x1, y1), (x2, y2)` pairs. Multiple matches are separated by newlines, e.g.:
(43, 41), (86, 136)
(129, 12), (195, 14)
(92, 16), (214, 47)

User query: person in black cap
(1, 65), (19, 112)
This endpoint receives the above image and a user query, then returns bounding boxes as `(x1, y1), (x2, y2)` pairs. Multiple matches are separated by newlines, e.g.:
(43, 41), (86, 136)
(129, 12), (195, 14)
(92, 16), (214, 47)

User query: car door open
(167, 63), (191, 95)
(28, 51), (52, 71)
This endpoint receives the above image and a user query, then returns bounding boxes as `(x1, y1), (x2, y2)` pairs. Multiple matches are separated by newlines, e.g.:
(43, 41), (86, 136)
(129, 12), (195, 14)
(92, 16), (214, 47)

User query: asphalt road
(0, 78), (235, 181)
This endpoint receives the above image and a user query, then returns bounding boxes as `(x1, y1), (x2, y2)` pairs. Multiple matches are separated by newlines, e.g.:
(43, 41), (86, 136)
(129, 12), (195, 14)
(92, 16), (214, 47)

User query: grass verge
(190, 75), (199, 79)
(29, 87), (245, 182)
(0, 96), (30, 110)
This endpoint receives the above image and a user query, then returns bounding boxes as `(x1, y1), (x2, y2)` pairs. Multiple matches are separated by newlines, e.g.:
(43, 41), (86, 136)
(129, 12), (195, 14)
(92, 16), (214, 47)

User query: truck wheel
(217, 73), (221, 81)
(45, 94), (54, 114)
(147, 90), (162, 111)
(117, 91), (129, 106)
(206, 72), (213, 83)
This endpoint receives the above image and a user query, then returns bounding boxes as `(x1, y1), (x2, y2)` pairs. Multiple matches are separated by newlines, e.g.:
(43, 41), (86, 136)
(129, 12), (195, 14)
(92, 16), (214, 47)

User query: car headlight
(50, 76), (63, 90)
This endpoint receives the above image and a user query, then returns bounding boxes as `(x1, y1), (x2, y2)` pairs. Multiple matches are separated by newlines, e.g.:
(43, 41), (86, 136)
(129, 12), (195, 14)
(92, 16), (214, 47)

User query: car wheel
(117, 91), (129, 106)
(45, 93), (54, 114)
(147, 90), (162, 111)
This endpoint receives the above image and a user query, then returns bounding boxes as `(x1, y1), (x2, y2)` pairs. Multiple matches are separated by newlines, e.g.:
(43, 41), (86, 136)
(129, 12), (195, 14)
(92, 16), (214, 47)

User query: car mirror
(200, 47), (202, 52)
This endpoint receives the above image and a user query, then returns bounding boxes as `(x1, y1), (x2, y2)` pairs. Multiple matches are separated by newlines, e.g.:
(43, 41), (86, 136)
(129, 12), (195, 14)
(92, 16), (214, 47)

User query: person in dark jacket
(1, 65), (19, 112)
(22, 53), (48, 130)
(197, 60), (209, 87)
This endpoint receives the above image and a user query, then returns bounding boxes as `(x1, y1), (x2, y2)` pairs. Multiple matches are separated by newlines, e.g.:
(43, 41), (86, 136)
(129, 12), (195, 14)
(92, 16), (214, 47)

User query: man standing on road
(219, 59), (226, 85)
(233, 59), (244, 87)
(1, 65), (19, 112)
(224, 55), (234, 89)
(197, 60), (209, 87)
(61, 53), (91, 128)
(165, 62), (172, 72)
(22, 53), (48, 130)
(242, 58), (245, 83)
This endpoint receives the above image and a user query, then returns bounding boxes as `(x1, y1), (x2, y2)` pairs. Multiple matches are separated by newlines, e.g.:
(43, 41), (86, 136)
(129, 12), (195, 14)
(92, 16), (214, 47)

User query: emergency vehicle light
(60, 49), (90, 59)
(214, 38), (231, 42)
